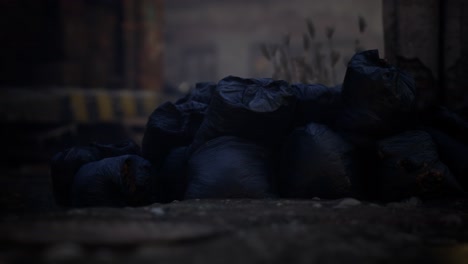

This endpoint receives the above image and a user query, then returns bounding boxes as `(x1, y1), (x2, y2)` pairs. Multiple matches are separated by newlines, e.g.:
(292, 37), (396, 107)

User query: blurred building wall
(163, 0), (384, 89)
(0, 0), (163, 90)
(383, 0), (468, 108)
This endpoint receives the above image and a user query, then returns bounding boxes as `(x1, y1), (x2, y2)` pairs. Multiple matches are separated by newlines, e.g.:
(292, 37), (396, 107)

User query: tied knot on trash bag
(342, 50), (415, 114)
(191, 76), (297, 152)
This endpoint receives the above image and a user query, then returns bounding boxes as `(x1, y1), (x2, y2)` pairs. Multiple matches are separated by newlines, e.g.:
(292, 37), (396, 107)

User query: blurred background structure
(163, 0), (383, 89)
(0, 0), (383, 166)
(0, 0), (163, 89)
(383, 0), (468, 109)
(0, 0), (467, 211)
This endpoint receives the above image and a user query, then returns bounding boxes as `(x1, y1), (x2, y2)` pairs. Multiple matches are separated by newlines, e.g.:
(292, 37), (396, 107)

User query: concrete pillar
(123, 0), (164, 90)
(383, 0), (468, 108)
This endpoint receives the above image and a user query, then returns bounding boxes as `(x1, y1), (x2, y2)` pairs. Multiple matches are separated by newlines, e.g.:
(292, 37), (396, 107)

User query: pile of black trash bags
(51, 50), (468, 207)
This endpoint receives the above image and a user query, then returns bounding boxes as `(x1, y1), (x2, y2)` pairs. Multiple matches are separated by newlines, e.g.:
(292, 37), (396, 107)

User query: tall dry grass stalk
(260, 16), (368, 86)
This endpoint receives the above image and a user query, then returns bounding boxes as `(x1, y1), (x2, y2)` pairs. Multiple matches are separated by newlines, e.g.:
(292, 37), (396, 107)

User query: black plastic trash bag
(191, 82), (217, 104)
(278, 122), (354, 198)
(341, 49), (415, 115)
(156, 146), (190, 203)
(71, 155), (154, 207)
(424, 127), (468, 190)
(50, 140), (141, 206)
(175, 82), (217, 105)
(91, 140), (141, 157)
(50, 146), (101, 206)
(335, 50), (416, 144)
(142, 100), (207, 167)
(376, 131), (462, 201)
(291, 83), (342, 127)
(333, 107), (396, 147)
(419, 106), (468, 145)
(185, 136), (275, 199)
(191, 76), (296, 151)
(189, 82), (217, 104)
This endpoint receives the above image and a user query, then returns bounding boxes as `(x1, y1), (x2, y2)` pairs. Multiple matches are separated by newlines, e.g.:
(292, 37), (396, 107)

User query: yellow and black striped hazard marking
(66, 90), (172, 123)
(0, 88), (175, 123)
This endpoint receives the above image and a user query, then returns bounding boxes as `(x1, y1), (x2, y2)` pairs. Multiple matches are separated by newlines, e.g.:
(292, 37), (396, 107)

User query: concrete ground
(1, 169), (468, 264)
